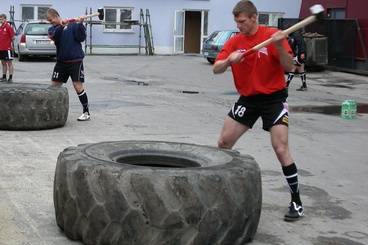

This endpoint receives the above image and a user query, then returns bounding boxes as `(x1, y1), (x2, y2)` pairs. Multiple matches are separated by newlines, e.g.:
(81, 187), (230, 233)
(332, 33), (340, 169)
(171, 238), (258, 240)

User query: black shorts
(293, 55), (305, 66)
(0, 50), (14, 61)
(228, 90), (289, 131)
(51, 61), (85, 83)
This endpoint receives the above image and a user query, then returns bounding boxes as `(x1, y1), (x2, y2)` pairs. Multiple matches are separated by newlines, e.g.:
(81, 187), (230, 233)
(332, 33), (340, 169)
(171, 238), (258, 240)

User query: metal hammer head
(310, 4), (324, 20)
(97, 8), (104, 20)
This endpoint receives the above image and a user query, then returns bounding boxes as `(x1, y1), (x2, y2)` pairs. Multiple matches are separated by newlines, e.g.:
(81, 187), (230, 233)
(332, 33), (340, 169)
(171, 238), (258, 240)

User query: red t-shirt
(0, 21), (15, 51)
(216, 25), (291, 96)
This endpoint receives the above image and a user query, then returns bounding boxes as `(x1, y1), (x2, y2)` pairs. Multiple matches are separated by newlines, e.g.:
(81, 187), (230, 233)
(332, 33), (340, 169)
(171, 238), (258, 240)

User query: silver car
(14, 20), (56, 61)
(202, 30), (238, 64)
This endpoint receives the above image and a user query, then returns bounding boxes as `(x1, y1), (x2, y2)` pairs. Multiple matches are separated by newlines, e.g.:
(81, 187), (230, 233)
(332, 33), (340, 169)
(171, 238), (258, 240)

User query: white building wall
(0, 0), (302, 54)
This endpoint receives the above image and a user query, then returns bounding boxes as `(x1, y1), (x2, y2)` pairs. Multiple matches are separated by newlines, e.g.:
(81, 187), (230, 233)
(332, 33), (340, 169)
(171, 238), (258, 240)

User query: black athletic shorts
(293, 54), (305, 66)
(51, 61), (85, 83)
(228, 89), (289, 131)
(0, 50), (14, 61)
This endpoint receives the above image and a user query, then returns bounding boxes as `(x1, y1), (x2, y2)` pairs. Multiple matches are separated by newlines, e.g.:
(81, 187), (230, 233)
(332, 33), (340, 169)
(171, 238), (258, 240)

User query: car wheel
(207, 58), (215, 64)
(0, 83), (69, 130)
(54, 141), (262, 245)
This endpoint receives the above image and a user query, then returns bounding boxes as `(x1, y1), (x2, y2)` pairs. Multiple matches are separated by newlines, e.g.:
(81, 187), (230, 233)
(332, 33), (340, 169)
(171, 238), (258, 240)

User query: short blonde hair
(47, 8), (60, 18)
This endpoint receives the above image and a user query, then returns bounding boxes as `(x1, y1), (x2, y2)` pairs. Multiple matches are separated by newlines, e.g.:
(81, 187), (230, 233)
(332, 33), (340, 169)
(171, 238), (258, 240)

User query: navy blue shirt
(288, 31), (306, 57)
(48, 22), (86, 62)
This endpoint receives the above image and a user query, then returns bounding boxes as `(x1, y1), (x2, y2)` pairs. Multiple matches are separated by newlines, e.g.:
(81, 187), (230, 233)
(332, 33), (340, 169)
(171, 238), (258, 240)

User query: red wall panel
(347, 0), (368, 59)
(299, 0), (346, 18)
(346, 0), (367, 19)
(300, 0), (368, 60)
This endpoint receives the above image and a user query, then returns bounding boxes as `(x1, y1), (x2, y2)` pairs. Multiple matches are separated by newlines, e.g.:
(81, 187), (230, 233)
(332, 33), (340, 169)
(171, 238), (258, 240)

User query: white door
(174, 10), (185, 53)
(200, 10), (209, 52)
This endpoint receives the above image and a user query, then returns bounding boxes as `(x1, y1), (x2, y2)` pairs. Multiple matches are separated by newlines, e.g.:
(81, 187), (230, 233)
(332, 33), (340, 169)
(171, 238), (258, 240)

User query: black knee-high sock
(77, 90), (89, 114)
(300, 72), (307, 87)
(282, 163), (302, 205)
(287, 72), (295, 87)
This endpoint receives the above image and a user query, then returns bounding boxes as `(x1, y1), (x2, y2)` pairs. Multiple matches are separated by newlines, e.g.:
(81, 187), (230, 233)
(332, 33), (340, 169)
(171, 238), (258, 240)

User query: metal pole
(84, 7), (88, 54)
(139, 9), (143, 55)
(89, 8), (93, 55)
(9, 5), (16, 56)
(9, 5), (16, 29)
(146, 9), (154, 55)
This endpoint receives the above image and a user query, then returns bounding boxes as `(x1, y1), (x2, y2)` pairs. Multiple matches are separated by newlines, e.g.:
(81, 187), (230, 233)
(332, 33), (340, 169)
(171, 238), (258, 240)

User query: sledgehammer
(244, 4), (325, 56)
(63, 8), (104, 24)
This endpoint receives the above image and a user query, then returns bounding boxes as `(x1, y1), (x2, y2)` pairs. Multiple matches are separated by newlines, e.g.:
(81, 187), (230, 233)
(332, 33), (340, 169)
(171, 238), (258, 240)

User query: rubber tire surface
(54, 141), (262, 245)
(0, 83), (69, 130)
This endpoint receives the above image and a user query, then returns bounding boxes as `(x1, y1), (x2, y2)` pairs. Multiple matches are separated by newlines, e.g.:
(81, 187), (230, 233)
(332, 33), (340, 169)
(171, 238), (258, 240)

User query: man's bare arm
(272, 31), (294, 72)
(213, 58), (231, 74)
(213, 50), (245, 74)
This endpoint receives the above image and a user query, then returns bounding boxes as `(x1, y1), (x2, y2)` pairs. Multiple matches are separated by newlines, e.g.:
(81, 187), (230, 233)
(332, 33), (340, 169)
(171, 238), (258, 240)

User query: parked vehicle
(14, 20), (56, 61)
(202, 30), (238, 64)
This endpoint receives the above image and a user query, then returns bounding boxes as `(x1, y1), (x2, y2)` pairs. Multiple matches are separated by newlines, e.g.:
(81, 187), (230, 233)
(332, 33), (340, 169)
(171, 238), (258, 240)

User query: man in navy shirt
(47, 8), (90, 121)
(286, 31), (307, 91)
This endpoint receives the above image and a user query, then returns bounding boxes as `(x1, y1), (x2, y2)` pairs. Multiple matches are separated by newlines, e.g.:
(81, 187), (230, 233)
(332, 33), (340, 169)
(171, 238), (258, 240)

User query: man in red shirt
(0, 14), (15, 83)
(213, 0), (304, 221)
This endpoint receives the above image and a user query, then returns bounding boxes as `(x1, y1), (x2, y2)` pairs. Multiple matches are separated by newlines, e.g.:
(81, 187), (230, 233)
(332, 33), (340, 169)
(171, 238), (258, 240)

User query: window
(25, 23), (51, 35)
(258, 12), (284, 27)
(104, 7), (133, 32)
(22, 6), (33, 20)
(327, 8), (345, 19)
(21, 5), (51, 21)
(38, 7), (49, 20)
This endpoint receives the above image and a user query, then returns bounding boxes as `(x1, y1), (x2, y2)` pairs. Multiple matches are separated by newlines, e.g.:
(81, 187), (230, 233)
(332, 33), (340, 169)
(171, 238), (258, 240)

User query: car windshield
(207, 31), (232, 44)
(24, 23), (51, 35)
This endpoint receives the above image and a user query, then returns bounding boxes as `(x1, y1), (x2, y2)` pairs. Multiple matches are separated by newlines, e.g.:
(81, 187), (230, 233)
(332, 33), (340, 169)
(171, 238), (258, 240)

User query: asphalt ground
(0, 55), (368, 245)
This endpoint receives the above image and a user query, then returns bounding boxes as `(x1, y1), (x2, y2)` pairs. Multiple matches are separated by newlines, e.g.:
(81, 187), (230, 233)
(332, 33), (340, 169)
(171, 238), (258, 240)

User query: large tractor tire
(0, 83), (69, 130)
(54, 141), (262, 245)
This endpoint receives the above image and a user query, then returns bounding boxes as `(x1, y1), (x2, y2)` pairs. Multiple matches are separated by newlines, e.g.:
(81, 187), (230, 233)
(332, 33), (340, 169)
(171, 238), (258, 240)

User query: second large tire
(0, 83), (69, 130)
(54, 141), (262, 245)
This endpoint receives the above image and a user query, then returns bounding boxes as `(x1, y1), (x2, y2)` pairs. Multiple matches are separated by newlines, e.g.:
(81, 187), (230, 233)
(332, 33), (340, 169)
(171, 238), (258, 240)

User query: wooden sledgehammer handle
(244, 3), (325, 55)
(244, 15), (317, 56)
(80, 12), (100, 19)
(63, 8), (104, 23)
(64, 13), (99, 23)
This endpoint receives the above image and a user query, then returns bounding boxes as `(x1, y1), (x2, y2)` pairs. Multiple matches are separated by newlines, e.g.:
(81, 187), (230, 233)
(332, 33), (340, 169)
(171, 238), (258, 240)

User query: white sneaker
(77, 112), (90, 121)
